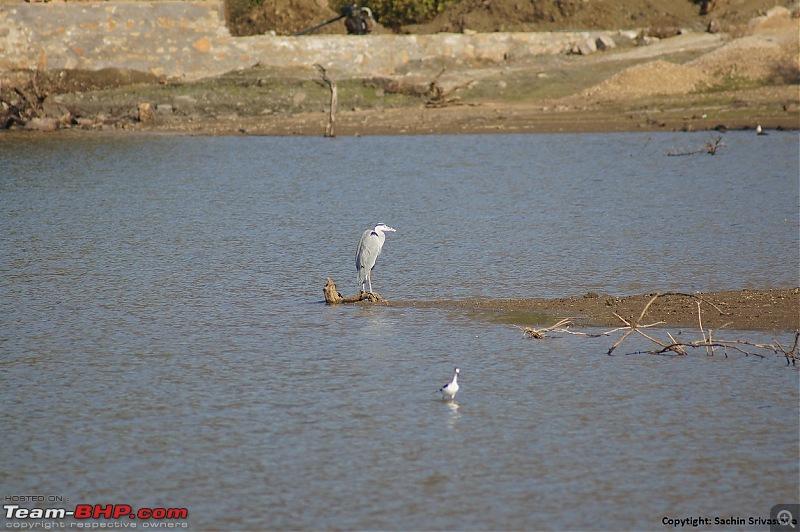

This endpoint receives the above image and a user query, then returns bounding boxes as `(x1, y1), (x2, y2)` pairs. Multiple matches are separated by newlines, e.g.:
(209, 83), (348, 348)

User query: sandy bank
(389, 288), (800, 332)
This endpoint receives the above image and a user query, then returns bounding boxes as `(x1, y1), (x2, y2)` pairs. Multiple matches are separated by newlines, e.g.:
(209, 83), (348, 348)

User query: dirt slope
(230, 0), (796, 35)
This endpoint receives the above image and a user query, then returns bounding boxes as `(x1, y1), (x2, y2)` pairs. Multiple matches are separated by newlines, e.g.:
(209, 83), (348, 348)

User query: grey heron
(438, 367), (460, 401)
(355, 222), (396, 294)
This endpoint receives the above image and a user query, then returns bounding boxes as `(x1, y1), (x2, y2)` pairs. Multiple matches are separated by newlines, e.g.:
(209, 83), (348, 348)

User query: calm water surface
(2, 132), (798, 530)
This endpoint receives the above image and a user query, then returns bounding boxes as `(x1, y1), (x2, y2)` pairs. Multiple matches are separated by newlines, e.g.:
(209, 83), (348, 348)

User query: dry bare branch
(517, 318), (574, 338)
(667, 135), (726, 156)
(519, 304), (792, 362)
(606, 299), (674, 355)
(424, 68), (475, 108)
(1, 69), (55, 128)
(600, 292), (796, 360)
(773, 332), (800, 365)
(520, 316), (664, 341)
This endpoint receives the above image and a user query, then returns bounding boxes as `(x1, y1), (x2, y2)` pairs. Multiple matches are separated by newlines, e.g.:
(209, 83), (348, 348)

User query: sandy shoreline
(10, 87), (796, 138)
(112, 99), (800, 137)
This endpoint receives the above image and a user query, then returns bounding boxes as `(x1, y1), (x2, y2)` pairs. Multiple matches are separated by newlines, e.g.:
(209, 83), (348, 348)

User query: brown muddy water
(2, 131), (798, 529)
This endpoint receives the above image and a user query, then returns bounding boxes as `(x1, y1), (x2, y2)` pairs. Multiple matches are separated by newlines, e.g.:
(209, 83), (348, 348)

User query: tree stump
(323, 278), (384, 304)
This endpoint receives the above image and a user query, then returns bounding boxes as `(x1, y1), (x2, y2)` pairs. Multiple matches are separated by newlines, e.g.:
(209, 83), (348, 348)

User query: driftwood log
(323, 278), (384, 304)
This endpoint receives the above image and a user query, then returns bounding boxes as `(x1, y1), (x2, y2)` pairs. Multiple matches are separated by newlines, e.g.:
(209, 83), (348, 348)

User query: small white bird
(438, 367), (460, 401)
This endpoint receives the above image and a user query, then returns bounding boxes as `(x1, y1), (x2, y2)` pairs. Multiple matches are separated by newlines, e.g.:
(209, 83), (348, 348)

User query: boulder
(172, 95), (198, 113)
(137, 102), (156, 123)
(42, 100), (71, 119)
(574, 38), (597, 55)
(595, 35), (616, 51)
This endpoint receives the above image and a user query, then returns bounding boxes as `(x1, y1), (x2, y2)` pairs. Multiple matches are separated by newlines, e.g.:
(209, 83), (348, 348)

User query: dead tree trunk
(323, 278), (384, 304)
(315, 63), (337, 138)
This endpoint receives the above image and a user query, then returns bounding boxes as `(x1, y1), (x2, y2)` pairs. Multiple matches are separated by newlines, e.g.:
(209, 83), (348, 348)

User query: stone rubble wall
(0, 1), (616, 80)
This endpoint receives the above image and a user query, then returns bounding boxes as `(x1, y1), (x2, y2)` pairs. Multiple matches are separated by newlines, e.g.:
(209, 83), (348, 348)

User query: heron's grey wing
(355, 230), (376, 282)
(355, 230), (371, 269)
(356, 230), (382, 277)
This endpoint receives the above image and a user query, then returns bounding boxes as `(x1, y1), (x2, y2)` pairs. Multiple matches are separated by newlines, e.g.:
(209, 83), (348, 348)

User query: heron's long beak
(384, 226), (396, 232)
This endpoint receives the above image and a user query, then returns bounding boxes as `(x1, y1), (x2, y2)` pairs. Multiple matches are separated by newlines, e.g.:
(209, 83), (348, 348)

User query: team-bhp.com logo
(4, 503), (188, 521)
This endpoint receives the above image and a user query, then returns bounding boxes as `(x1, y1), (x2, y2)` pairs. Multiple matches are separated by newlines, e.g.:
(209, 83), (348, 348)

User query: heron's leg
(367, 270), (373, 293)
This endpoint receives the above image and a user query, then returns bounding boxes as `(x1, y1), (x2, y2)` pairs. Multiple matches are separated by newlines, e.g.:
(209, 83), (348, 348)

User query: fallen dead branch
(425, 68), (475, 108)
(604, 292), (726, 356)
(517, 317), (665, 339)
(1, 69), (147, 131)
(667, 135), (726, 156)
(323, 277), (384, 305)
(517, 318), (575, 338)
(635, 335), (798, 362)
(521, 291), (798, 364)
(774, 333), (800, 365)
(360, 70), (473, 108)
(1, 69), (52, 128)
